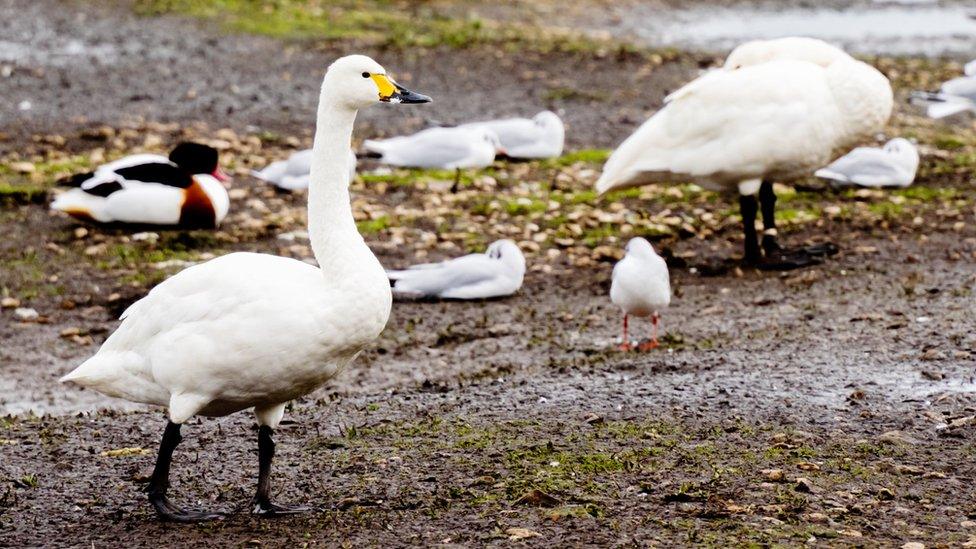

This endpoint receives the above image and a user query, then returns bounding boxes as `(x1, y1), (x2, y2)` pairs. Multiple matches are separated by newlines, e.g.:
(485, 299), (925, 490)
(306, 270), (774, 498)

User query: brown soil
(2, 0), (976, 547)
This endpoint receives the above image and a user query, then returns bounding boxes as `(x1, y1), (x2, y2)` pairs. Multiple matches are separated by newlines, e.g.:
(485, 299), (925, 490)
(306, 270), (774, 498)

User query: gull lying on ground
(911, 73), (976, 119)
(252, 149), (357, 190)
(610, 237), (670, 351)
(459, 110), (565, 159)
(387, 240), (525, 299)
(363, 126), (502, 169)
(815, 138), (919, 188)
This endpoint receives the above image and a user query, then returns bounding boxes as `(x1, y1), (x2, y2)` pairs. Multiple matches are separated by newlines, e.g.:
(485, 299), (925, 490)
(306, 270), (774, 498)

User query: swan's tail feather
(60, 352), (143, 397)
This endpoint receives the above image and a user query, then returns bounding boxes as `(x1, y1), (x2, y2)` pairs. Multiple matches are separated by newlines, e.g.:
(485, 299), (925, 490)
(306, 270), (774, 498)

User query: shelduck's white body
(597, 37), (893, 197)
(51, 174), (229, 227)
(460, 110), (565, 159)
(61, 55), (424, 427)
(363, 126), (501, 169)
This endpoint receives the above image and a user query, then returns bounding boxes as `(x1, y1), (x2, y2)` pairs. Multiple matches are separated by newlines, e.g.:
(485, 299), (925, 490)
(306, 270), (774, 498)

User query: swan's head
(724, 37), (848, 70)
(486, 239), (526, 275)
(324, 55), (431, 110)
(169, 142), (230, 182)
(884, 138), (920, 169)
(625, 237), (657, 258)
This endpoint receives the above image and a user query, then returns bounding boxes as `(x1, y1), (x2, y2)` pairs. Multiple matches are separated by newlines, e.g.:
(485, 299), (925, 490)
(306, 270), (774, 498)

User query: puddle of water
(612, 5), (976, 57)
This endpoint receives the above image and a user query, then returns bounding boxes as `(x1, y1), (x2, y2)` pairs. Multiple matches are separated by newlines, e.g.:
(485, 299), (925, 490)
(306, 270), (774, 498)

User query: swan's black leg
(147, 421), (223, 523)
(739, 192), (761, 265)
(252, 426), (311, 516)
(756, 180), (835, 270)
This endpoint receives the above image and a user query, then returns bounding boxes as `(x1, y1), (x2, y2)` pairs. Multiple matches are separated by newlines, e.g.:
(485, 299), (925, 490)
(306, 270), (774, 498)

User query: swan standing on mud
(597, 37), (893, 270)
(60, 55), (431, 522)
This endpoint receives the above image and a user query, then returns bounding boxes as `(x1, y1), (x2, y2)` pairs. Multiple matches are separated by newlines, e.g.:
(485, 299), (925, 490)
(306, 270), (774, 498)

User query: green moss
(134, 0), (634, 53)
(356, 215), (391, 234)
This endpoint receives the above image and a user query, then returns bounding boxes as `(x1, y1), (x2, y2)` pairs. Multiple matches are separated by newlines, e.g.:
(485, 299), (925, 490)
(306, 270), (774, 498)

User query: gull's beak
(372, 74), (432, 104)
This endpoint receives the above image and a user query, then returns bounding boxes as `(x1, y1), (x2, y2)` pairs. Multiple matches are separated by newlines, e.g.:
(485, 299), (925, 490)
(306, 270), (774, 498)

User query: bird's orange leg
(618, 314), (632, 351)
(639, 313), (660, 351)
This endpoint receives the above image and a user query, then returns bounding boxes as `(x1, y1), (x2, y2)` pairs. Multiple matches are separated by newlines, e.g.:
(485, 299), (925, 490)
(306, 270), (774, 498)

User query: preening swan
(610, 238), (670, 351)
(597, 38), (893, 270)
(60, 55), (430, 522)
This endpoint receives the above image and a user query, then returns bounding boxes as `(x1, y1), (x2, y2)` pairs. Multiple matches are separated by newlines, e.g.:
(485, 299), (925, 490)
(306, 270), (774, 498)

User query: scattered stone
(1, 297), (20, 308)
(794, 477), (817, 493)
(796, 462), (820, 471)
(59, 327), (81, 338)
(13, 307), (38, 321)
(131, 232), (159, 243)
(901, 543), (924, 549)
(762, 469), (785, 482)
(506, 528), (541, 541)
(921, 349), (946, 361)
(99, 447), (150, 458)
(805, 512), (828, 523)
(878, 430), (918, 445)
(838, 529), (863, 538)
(10, 161), (35, 173)
(921, 369), (944, 380)
(581, 412), (603, 425)
(514, 489), (560, 507)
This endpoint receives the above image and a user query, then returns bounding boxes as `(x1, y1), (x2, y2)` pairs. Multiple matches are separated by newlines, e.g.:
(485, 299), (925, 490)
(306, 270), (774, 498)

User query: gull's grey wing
(816, 149), (909, 187)
(391, 255), (510, 298)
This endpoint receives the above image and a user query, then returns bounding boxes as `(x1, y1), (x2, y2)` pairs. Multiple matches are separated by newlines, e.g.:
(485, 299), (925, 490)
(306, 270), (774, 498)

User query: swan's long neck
(307, 97), (370, 280)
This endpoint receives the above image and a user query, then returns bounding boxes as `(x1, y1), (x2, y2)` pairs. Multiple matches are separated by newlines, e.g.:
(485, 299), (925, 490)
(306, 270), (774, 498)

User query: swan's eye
(362, 72), (370, 78)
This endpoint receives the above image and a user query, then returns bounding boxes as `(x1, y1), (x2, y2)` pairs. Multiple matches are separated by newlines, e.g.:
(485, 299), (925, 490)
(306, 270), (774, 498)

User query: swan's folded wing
(598, 61), (836, 192)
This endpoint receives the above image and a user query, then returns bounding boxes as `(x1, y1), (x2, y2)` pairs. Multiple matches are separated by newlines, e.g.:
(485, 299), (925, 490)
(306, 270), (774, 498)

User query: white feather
(460, 111), (565, 159)
(610, 238), (670, 318)
(252, 149), (357, 190)
(387, 240), (525, 299)
(364, 126), (500, 169)
(815, 138), (919, 188)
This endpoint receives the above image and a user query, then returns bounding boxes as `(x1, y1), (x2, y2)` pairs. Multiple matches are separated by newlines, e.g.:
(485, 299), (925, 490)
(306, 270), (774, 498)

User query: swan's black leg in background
(740, 192), (761, 265)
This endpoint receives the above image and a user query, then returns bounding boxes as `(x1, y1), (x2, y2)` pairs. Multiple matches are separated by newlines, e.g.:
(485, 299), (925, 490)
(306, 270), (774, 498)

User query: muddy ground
(2, 0), (976, 547)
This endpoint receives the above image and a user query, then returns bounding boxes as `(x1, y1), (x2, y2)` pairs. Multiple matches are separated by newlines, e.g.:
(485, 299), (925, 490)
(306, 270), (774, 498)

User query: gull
(363, 126), (502, 169)
(387, 240), (525, 300)
(610, 238), (671, 351)
(252, 149), (357, 191)
(815, 138), (919, 188)
(460, 110), (565, 159)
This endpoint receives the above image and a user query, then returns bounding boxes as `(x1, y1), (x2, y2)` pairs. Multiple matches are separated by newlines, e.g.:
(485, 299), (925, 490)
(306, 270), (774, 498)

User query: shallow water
(606, 4), (976, 56)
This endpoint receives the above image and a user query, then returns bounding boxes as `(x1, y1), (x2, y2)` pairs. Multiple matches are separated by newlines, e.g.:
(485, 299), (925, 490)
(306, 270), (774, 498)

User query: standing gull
(460, 110), (565, 159)
(60, 55), (430, 522)
(596, 37), (893, 270)
(610, 238), (671, 351)
(387, 240), (525, 300)
(815, 138), (919, 188)
(363, 126), (502, 169)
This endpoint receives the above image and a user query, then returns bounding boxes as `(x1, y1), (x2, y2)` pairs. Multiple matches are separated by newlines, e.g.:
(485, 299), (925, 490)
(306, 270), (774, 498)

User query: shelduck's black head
(169, 142), (229, 182)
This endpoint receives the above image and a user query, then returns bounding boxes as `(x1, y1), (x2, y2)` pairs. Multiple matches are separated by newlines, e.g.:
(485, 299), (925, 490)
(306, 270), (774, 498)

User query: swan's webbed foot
(149, 492), (223, 523)
(251, 499), (313, 517)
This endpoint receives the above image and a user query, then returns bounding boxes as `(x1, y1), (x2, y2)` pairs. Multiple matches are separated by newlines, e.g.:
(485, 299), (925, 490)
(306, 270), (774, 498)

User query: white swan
(363, 126), (501, 169)
(387, 239), (525, 300)
(252, 149), (357, 191)
(597, 37), (892, 270)
(60, 55), (430, 522)
(51, 142), (231, 228)
(460, 110), (565, 159)
(610, 237), (670, 351)
(815, 138), (919, 188)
